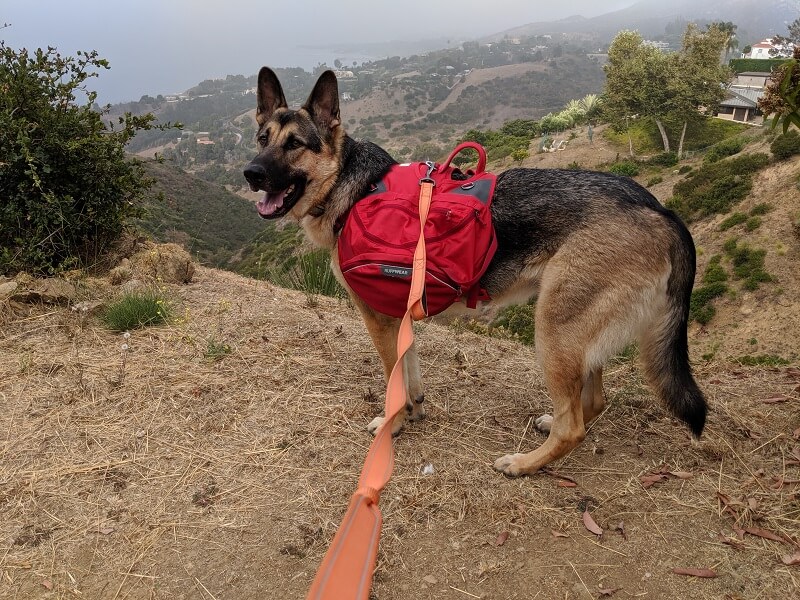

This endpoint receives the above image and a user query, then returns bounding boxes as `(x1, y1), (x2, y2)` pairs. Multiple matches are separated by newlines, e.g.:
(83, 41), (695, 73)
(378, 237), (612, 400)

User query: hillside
(510, 124), (800, 363)
(136, 161), (269, 268)
(490, 0), (798, 44)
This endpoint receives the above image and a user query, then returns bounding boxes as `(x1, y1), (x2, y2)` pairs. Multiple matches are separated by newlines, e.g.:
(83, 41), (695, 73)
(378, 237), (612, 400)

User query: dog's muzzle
(243, 163), (267, 192)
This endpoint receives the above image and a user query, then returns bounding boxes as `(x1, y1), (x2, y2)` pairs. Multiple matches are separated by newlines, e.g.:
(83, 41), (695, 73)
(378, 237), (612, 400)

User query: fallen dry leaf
(672, 567), (717, 578)
(669, 471), (693, 479)
(761, 395), (790, 404)
(598, 587), (622, 597)
(557, 480), (578, 488)
(781, 551), (800, 566)
(98, 526), (115, 535)
(640, 473), (668, 488)
(583, 510), (603, 536)
(771, 477), (800, 490)
(41, 580), (53, 590)
(551, 529), (569, 538)
(744, 527), (788, 544)
(495, 531), (510, 547)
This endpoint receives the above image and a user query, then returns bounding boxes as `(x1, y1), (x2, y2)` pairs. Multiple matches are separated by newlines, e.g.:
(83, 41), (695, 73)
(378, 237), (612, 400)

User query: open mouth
(256, 182), (303, 219)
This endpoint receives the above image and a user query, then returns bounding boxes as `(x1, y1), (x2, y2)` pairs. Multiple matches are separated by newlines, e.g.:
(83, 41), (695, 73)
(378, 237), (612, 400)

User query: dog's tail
(639, 216), (707, 438)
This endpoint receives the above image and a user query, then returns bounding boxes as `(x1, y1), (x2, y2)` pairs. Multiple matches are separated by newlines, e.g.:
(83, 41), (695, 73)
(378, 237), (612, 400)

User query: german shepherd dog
(244, 68), (707, 477)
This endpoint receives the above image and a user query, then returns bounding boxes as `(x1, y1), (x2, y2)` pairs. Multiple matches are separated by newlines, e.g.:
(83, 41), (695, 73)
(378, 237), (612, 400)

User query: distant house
(333, 70), (355, 79)
(195, 131), (215, 145)
(742, 38), (781, 59)
(716, 73), (769, 124)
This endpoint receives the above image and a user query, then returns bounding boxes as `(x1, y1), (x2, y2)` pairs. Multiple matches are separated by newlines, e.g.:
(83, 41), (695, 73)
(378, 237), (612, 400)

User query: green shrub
(770, 130), (800, 161)
(745, 216), (762, 231)
(723, 239), (772, 291)
(678, 165), (693, 175)
(719, 212), (747, 231)
(103, 290), (172, 331)
(670, 153), (770, 221)
(205, 337), (232, 360)
(690, 282), (727, 325)
(749, 203), (773, 216)
(647, 152), (678, 167)
(490, 304), (536, 345)
(0, 44), (170, 275)
(607, 160), (640, 177)
(646, 175), (663, 187)
(703, 255), (728, 284)
(735, 354), (790, 366)
(704, 137), (746, 163)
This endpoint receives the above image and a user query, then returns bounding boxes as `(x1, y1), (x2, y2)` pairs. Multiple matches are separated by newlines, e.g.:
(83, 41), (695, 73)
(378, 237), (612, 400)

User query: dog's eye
(285, 137), (304, 150)
(257, 133), (269, 146)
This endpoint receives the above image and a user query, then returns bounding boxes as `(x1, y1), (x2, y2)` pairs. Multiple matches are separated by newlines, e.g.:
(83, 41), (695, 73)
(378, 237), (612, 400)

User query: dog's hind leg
(494, 349), (587, 477)
(494, 252), (609, 477)
(350, 295), (424, 436)
(581, 367), (606, 424)
(535, 367), (605, 434)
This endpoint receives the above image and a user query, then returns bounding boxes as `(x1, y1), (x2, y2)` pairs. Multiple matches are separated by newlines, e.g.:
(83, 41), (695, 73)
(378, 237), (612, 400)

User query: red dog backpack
(337, 142), (497, 319)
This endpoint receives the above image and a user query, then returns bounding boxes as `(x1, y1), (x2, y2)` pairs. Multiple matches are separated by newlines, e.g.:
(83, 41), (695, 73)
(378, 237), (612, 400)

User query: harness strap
(306, 180), (432, 600)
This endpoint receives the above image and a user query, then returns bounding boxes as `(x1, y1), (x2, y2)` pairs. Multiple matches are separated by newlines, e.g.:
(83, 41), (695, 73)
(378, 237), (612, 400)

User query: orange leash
(306, 176), (433, 600)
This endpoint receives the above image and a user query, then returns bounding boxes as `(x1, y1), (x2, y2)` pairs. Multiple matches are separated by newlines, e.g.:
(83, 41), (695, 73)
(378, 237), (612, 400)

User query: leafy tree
(511, 148), (529, 164)
(708, 21), (738, 60)
(603, 31), (672, 153)
(603, 27), (729, 157)
(672, 24), (731, 157)
(0, 44), (172, 274)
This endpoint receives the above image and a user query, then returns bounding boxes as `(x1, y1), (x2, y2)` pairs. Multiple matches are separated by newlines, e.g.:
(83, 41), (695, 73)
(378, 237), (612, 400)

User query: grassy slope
(137, 161), (267, 268)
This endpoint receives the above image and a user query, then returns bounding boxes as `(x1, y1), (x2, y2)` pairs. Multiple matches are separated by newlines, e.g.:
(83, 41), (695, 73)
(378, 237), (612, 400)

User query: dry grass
(1, 266), (798, 599)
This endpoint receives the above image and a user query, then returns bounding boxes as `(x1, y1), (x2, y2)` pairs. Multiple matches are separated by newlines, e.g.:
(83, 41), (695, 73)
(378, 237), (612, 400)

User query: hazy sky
(2, 1), (634, 103)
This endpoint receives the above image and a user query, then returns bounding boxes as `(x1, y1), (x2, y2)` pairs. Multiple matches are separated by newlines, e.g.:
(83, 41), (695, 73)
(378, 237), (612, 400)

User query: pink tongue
(257, 190), (288, 216)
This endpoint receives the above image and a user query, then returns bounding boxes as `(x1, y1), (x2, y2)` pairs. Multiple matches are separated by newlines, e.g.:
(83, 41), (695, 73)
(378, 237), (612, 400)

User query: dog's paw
(534, 414), (553, 433)
(367, 415), (405, 437)
(406, 400), (426, 422)
(493, 453), (529, 477)
(367, 416), (385, 435)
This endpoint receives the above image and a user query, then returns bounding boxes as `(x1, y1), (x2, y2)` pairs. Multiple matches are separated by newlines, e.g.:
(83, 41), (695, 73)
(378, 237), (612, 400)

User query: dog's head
(243, 68), (343, 220)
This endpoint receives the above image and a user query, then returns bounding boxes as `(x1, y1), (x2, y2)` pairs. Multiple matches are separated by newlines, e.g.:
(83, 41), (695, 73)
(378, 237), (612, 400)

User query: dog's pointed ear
(303, 70), (340, 131)
(256, 67), (287, 126)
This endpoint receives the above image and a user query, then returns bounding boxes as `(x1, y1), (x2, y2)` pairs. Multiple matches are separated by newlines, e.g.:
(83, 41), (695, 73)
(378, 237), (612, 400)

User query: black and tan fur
(244, 68), (707, 477)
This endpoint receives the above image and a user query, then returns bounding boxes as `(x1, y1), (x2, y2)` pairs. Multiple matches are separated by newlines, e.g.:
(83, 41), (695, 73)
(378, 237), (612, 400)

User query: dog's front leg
(350, 294), (425, 436)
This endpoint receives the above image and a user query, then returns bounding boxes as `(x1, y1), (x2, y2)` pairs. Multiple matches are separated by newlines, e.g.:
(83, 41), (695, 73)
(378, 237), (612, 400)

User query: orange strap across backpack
(305, 170), (434, 600)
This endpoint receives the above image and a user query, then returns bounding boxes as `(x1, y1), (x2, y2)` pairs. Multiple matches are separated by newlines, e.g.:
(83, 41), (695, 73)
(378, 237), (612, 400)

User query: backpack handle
(441, 142), (487, 174)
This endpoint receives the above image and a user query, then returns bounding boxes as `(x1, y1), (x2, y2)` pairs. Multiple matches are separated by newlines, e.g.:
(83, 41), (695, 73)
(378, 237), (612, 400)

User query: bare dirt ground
(1, 263), (799, 599)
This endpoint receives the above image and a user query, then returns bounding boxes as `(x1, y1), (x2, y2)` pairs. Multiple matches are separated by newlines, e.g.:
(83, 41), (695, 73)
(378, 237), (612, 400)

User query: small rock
(72, 300), (104, 315)
(11, 278), (76, 305)
(422, 575), (438, 585)
(0, 281), (18, 298)
(119, 279), (145, 294)
(109, 258), (132, 285)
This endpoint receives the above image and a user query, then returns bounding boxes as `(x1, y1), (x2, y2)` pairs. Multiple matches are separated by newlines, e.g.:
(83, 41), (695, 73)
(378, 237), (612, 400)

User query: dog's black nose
(243, 163), (267, 190)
